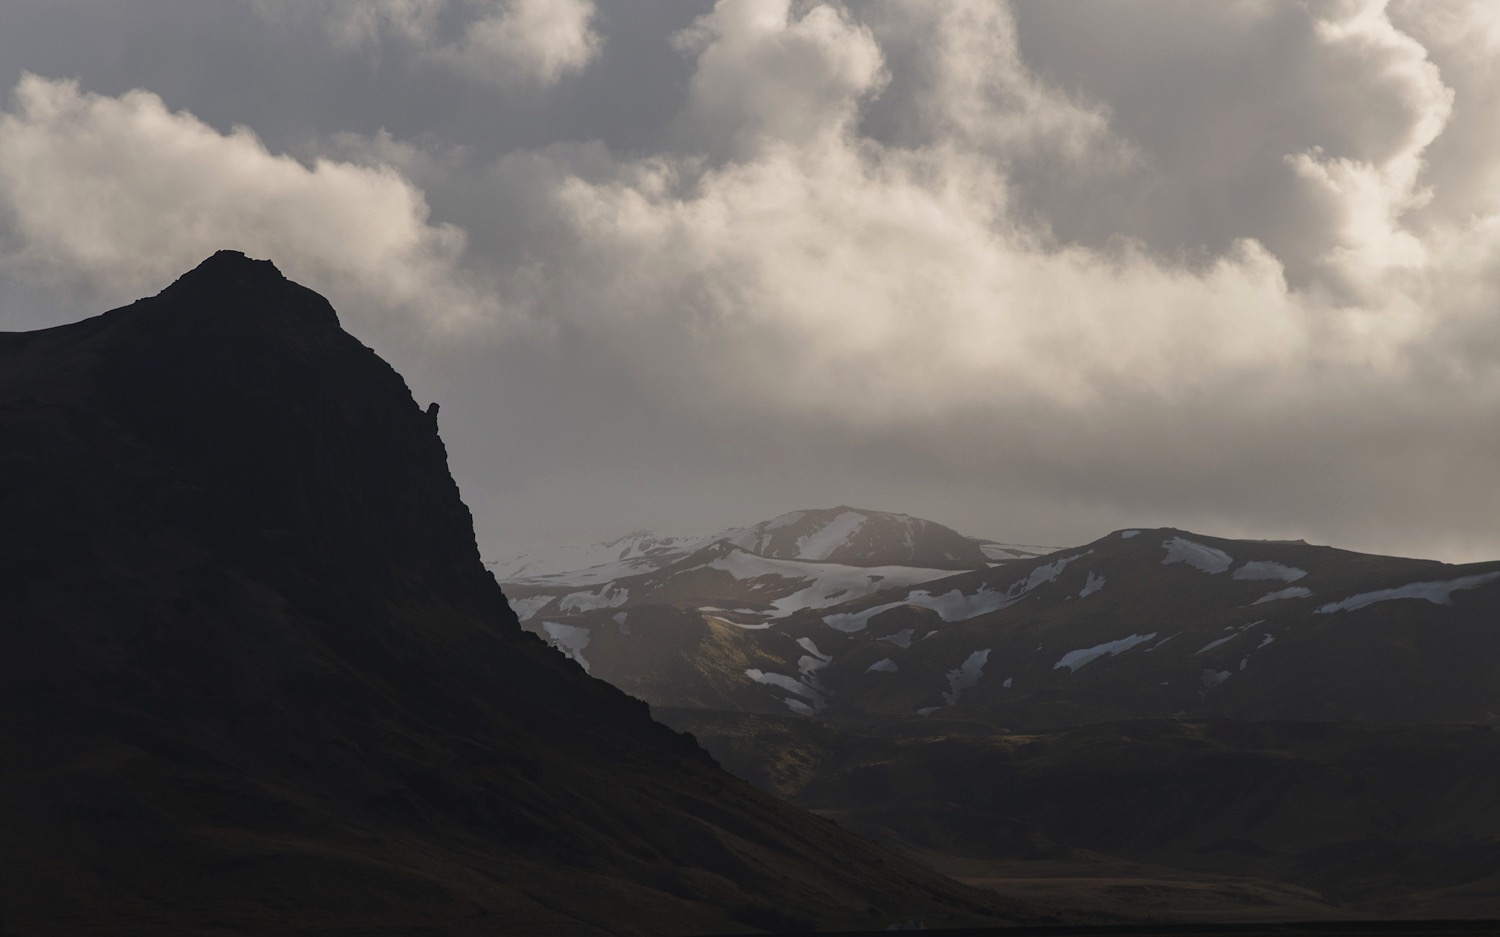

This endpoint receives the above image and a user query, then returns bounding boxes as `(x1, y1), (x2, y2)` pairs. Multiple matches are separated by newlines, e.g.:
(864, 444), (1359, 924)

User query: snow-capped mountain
(717, 506), (1006, 568)
(497, 512), (1500, 919)
(504, 518), (1500, 728)
(493, 506), (1051, 623)
(759, 528), (1500, 727)
(486, 530), (706, 582)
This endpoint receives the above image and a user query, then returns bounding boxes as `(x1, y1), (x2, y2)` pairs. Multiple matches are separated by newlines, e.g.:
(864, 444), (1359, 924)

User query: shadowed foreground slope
(0, 251), (1033, 935)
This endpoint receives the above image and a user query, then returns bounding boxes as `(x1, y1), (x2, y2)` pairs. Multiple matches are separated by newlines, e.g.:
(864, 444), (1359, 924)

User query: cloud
(858, 0), (1132, 173)
(256, 0), (601, 88)
(502, 1), (1366, 416)
(3, 0), (1499, 561)
(453, 0), (1500, 557)
(0, 73), (494, 330)
(446, 0), (601, 88)
(1282, 0), (1453, 301)
(256, 0), (443, 50)
(672, 0), (885, 158)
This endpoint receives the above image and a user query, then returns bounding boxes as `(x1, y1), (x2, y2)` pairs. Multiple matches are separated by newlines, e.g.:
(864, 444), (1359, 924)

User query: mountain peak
(163, 249), (283, 292)
(1, 258), (1017, 934)
(144, 250), (340, 333)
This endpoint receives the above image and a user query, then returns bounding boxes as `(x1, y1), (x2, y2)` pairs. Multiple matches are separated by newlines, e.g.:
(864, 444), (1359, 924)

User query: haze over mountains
(503, 507), (1500, 919)
(504, 511), (1500, 727)
(0, 253), (1035, 935)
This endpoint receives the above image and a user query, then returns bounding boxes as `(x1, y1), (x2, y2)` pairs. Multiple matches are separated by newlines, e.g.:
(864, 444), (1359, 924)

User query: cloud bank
(0, 73), (494, 329)
(1, 0), (1498, 561)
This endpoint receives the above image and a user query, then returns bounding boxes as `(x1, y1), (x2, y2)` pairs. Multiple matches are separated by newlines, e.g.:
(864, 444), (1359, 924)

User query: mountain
(0, 252), (1037, 935)
(497, 507), (1054, 711)
(512, 524), (1500, 727)
(507, 516), (1500, 917)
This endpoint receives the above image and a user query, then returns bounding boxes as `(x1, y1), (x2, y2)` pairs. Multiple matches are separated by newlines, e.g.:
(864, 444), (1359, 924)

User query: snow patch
(823, 602), (900, 633)
(1234, 561), (1307, 582)
(1002, 677), (1014, 688)
(540, 622), (592, 673)
(1162, 537), (1233, 574)
(980, 542), (1057, 561)
(495, 532), (706, 586)
(825, 553), (1089, 632)
(1316, 572), (1500, 613)
(707, 550), (952, 621)
(879, 628), (915, 648)
(1053, 633), (1156, 672)
(1079, 571), (1106, 598)
(1253, 586), (1312, 605)
(797, 655), (830, 678)
(942, 649), (991, 705)
(558, 584), (628, 613)
(745, 668), (819, 700)
(797, 637), (831, 660)
(726, 510), (807, 555)
(1196, 634), (1239, 655)
(866, 658), (899, 673)
(795, 510), (869, 561)
(1121, 530), (1141, 539)
(508, 595), (552, 621)
(612, 611), (630, 634)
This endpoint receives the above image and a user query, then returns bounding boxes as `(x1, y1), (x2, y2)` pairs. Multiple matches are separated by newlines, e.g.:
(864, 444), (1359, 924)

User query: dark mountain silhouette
(0, 251), (1035, 935)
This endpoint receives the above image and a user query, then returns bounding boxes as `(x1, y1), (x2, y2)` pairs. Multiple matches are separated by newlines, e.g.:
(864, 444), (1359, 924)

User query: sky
(1, 0), (1498, 564)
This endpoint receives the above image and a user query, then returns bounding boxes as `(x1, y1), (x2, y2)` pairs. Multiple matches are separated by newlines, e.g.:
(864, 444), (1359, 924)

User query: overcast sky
(2, 0), (1498, 563)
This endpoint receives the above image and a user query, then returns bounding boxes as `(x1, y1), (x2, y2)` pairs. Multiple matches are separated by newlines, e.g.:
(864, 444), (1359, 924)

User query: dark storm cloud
(1, 0), (1498, 563)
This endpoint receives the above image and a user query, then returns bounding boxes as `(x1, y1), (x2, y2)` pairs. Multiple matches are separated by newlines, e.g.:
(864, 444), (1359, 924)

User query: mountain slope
(514, 520), (1500, 727)
(781, 528), (1500, 727)
(0, 251), (1033, 935)
(498, 507), (1056, 712)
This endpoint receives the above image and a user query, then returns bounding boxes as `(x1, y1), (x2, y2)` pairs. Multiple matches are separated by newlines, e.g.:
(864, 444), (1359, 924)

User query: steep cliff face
(0, 252), (1028, 935)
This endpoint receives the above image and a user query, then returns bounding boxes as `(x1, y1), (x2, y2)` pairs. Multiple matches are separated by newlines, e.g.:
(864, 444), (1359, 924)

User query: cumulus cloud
(257, 0), (601, 87)
(505, 1), (1402, 415)
(859, 0), (1132, 173)
(673, 0), (885, 158)
(0, 73), (493, 329)
(3, 0), (1500, 561)
(1282, 0), (1453, 301)
(460, 0), (1500, 557)
(446, 0), (601, 87)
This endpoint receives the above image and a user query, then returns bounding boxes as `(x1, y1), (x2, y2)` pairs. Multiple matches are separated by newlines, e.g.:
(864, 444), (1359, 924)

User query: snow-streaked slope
(1053, 634), (1157, 673)
(1316, 572), (1500, 613)
(508, 519), (1500, 728)
(821, 553), (1088, 632)
(703, 550), (957, 618)
(1162, 537), (1233, 574)
(490, 531), (708, 585)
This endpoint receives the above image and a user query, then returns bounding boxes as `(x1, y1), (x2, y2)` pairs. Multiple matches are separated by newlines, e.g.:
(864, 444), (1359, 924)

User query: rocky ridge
(0, 251), (1032, 935)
